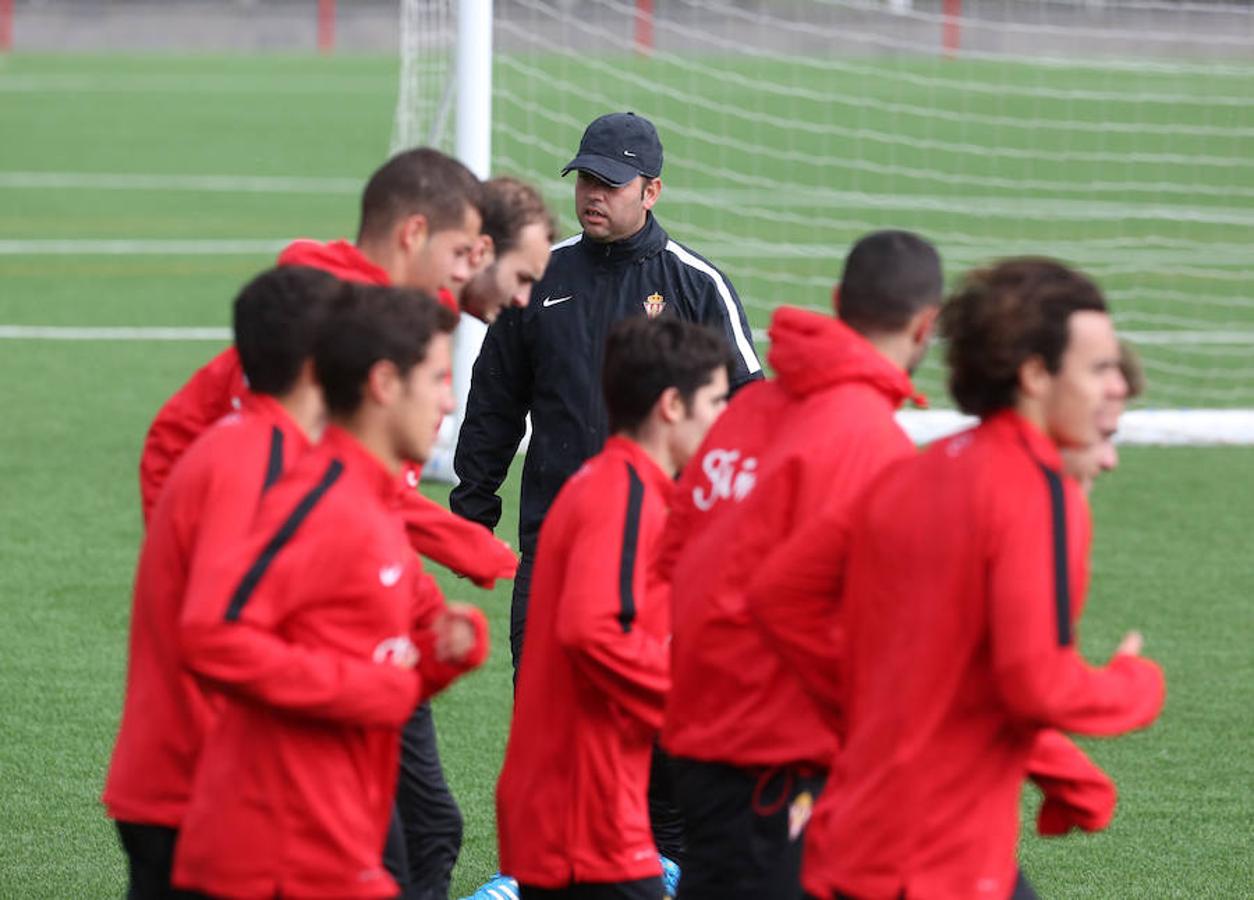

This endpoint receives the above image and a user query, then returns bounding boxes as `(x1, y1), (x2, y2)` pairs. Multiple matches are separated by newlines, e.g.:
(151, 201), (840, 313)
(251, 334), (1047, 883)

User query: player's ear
(641, 177), (662, 211)
(365, 359), (402, 406)
(398, 213), (430, 253)
(470, 234), (494, 270)
(910, 305), (941, 347)
(656, 385), (685, 425)
(1018, 354), (1052, 402)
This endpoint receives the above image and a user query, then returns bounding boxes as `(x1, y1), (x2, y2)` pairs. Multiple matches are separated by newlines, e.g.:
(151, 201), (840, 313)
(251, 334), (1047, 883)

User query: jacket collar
(578, 212), (669, 266)
(766, 307), (926, 408)
(277, 238), (392, 286)
(241, 392), (315, 455)
(319, 424), (407, 504)
(602, 435), (676, 501)
(982, 409), (1065, 472)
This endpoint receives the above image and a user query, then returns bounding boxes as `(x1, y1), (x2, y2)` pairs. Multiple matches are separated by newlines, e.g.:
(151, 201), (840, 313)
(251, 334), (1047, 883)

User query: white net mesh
(391, 0), (458, 156)
(398, 0), (1254, 414)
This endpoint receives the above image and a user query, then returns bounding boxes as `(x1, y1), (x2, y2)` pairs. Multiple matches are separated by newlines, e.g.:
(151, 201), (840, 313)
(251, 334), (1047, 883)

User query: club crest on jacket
(644, 292), (666, 319)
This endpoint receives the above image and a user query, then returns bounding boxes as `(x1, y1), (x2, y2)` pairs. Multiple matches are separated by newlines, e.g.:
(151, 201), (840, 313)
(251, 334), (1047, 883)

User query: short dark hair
(602, 317), (730, 434)
(941, 257), (1108, 418)
(357, 148), (483, 244)
(233, 266), (342, 396)
(481, 176), (556, 257)
(314, 284), (459, 416)
(837, 230), (943, 335)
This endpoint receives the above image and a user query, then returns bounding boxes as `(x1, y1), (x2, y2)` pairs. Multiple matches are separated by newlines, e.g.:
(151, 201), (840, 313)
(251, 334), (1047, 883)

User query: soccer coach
(451, 111), (763, 672)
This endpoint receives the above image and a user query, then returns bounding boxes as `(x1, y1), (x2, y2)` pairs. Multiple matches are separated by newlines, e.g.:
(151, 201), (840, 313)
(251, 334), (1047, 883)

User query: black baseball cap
(561, 112), (664, 187)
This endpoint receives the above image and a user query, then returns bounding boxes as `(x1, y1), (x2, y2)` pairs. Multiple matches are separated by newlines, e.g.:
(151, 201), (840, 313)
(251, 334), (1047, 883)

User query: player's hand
(1114, 631), (1143, 657)
(434, 606), (479, 663)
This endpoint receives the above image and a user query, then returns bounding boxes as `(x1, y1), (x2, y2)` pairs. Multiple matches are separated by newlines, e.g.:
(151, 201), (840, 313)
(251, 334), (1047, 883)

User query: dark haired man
(749, 258), (1164, 900)
(496, 318), (731, 900)
(654, 231), (941, 900)
(453, 111), (762, 678)
(103, 266), (340, 898)
(173, 286), (487, 899)
(139, 147), (484, 521)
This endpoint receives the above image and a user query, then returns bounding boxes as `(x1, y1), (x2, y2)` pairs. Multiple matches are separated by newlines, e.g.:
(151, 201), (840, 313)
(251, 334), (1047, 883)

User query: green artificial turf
(1, 51), (1251, 898)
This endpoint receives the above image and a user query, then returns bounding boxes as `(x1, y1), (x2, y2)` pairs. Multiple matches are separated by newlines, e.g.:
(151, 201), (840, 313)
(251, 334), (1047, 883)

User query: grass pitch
(0, 53), (1251, 897)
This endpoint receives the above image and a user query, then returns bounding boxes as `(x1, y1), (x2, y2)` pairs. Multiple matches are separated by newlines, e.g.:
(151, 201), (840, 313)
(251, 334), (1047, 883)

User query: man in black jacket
(451, 111), (762, 672)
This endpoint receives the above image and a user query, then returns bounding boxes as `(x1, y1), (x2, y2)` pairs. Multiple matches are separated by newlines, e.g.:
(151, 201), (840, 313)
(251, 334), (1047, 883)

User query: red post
(0, 0), (14, 53)
(941, 0), (961, 60)
(634, 0), (654, 57)
(317, 0), (336, 55)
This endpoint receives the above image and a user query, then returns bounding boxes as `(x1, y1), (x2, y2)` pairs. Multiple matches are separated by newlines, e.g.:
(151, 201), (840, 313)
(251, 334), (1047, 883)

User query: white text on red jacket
(693, 448), (758, 511)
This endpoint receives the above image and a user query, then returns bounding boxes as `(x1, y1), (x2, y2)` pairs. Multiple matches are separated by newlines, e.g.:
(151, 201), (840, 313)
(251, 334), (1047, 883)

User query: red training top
(172, 425), (484, 899)
(659, 307), (922, 768)
(137, 238), (516, 587)
(497, 436), (673, 888)
(103, 394), (311, 827)
(752, 411), (1164, 900)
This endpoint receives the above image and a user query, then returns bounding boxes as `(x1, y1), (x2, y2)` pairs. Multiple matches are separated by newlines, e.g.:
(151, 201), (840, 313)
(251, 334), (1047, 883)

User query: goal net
(394, 0), (1254, 444)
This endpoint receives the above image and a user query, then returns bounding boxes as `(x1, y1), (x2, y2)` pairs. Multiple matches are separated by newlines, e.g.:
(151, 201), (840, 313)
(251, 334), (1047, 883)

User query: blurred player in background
(749, 258), (1165, 900)
(1061, 341), (1144, 493)
(496, 318), (731, 900)
(173, 286), (487, 900)
(103, 266), (339, 898)
(656, 231), (942, 900)
(459, 176), (556, 324)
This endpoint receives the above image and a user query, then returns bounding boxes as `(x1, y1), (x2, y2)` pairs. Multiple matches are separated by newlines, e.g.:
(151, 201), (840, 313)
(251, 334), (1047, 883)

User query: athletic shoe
(660, 854), (681, 898)
(459, 872), (519, 900)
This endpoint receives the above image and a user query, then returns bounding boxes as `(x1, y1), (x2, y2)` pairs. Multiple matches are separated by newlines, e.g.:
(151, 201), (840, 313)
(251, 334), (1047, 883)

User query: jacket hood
(767, 306), (926, 408)
(276, 239), (392, 286)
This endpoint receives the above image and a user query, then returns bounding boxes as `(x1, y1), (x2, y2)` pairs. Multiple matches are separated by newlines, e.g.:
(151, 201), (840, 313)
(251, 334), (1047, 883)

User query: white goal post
(395, 0), (1254, 454)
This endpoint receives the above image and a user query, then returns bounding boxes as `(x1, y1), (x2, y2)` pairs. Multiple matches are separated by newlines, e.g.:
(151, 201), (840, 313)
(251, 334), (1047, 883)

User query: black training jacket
(451, 212), (763, 551)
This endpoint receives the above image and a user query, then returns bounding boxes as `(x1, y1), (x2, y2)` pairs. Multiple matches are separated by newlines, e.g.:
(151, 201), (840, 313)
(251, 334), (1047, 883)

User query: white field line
(2, 237), (1252, 273)
(0, 326), (230, 341)
(0, 172), (359, 194)
(3, 327), (1251, 443)
(1, 171), (1251, 228)
(0, 74), (391, 94)
(896, 409), (1254, 446)
(0, 239), (286, 255)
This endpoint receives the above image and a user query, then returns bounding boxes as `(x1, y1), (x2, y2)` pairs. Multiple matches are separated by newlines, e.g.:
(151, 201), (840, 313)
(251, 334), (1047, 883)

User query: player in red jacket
(496, 318), (732, 900)
(137, 152), (512, 590)
(172, 285), (487, 899)
(137, 152), (544, 896)
(102, 266), (341, 898)
(654, 231), (941, 900)
(749, 258), (1165, 900)
(138, 148), (481, 524)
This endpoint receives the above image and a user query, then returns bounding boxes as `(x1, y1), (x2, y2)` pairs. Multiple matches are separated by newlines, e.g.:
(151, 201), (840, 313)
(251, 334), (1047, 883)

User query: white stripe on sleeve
(664, 239), (762, 375)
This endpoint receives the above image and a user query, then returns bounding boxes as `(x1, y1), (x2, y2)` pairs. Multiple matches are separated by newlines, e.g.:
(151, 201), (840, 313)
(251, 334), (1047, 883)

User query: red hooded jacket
(137, 239), (516, 588)
(172, 426), (485, 899)
(496, 437), (673, 888)
(658, 307), (922, 768)
(749, 412), (1164, 900)
(103, 394), (311, 828)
